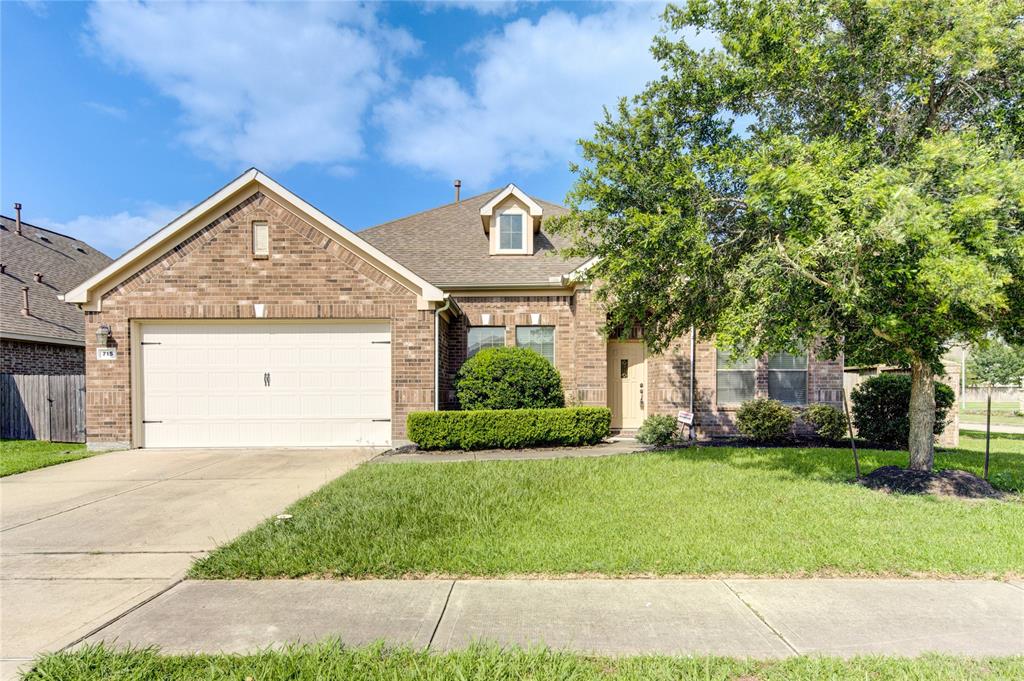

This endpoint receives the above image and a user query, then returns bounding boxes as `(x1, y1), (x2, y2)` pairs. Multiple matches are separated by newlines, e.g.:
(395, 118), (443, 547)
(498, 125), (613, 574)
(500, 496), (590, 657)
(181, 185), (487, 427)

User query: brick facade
(1, 339), (84, 375)
(441, 290), (846, 438)
(84, 191), (435, 448)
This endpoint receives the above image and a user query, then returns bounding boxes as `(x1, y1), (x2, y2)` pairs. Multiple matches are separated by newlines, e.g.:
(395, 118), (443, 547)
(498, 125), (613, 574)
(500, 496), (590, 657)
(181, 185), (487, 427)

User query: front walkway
(0, 446), (377, 680)
(74, 578), (1024, 658)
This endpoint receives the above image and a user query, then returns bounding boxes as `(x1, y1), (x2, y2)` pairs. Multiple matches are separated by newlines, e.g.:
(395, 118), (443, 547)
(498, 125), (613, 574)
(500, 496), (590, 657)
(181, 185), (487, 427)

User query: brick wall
(647, 338), (845, 437)
(1, 339), (84, 375)
(85, 191), (434, 448)
(442, 290), (608, 409)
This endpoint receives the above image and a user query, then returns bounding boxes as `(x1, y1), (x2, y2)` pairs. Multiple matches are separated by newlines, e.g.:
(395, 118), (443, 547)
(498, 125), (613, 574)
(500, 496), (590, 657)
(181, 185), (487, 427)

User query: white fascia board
(63, 168), (445, 308)
(479, 184), (543, 218)
(561, 256), (601, 284)
(63, 168), (261, 305)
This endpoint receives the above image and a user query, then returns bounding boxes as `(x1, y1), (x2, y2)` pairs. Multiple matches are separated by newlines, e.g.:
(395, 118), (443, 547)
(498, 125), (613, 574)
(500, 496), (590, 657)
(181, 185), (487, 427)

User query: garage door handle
(264, 372), (270, 387)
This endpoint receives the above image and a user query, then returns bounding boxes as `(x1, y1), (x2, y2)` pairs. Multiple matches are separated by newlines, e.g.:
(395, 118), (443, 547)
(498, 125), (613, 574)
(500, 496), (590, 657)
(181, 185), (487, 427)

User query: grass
(0, 439), (92, 477)
(25, 643), (1024, 681)
(191, 442), (1024, 580)
(961, 401), (1024, 426)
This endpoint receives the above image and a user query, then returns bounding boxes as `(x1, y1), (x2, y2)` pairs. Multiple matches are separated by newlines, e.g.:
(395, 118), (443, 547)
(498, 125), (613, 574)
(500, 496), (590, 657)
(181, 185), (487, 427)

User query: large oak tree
(551, 0), (1024, 470)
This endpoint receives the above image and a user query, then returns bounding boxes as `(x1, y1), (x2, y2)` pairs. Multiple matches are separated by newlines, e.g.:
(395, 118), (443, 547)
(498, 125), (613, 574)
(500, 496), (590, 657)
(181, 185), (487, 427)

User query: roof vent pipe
(0, 264), (5, 275)
(21, 286), (30, 316)
(454, 179), (462, 204)
(14, 203), (22, 235)
(34, 272), (43, 283)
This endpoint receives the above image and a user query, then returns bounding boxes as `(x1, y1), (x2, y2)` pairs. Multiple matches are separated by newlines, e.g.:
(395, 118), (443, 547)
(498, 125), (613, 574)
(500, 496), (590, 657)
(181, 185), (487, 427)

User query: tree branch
(774, 235), (832, 289)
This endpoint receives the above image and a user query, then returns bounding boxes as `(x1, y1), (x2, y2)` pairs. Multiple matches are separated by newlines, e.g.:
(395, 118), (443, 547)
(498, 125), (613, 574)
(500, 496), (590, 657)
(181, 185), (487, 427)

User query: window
(467, 327), (505, 358)
(768, 351), (807, 405)
(498, 213), (524, 251)
(716, 349), (755, 405)
(252, 221), (269, 257)
(516, 326), (554, 363)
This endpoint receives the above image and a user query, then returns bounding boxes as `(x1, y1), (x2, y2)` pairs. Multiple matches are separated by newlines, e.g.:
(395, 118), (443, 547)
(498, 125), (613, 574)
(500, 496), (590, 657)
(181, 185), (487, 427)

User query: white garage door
(138, 321), (391, 448)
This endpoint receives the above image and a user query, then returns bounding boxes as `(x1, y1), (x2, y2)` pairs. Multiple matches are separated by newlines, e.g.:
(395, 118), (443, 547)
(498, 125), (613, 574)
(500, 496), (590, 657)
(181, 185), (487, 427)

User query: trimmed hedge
(407, 407), (611, 451)
(455, 346), (565, 410)
(850, 373), (955, 447)
(736, 398), (795, 442)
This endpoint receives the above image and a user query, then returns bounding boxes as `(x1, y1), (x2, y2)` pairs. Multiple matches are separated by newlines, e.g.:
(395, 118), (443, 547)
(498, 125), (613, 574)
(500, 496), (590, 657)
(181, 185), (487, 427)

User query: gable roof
(0, 216), (113, 346)
(63, 169), (446, 310)
(359, 187), (587, 289)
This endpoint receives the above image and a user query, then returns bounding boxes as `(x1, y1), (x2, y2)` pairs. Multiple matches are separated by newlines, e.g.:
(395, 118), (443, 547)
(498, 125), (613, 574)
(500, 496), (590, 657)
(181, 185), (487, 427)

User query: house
(63, 170), (844, 450)
(1, 208), (112, 374)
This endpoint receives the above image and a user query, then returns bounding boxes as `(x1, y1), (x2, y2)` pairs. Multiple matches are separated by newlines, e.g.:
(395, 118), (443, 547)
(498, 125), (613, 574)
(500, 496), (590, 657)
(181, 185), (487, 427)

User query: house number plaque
(96, 347), (117, 361)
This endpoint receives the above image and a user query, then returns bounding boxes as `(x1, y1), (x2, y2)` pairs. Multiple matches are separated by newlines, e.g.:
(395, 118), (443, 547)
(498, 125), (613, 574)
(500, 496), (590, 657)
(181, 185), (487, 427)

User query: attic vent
(39, 235), (51, 243)
(76, 246), (87, 253)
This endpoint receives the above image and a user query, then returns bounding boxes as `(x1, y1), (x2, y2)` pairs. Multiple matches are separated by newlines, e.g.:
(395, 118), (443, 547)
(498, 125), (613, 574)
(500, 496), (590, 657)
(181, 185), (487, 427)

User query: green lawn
(0, 439), (92, 477)
(191, 443), (1024, 580)
(25, 643), (1024, 681)
(961, 401), (1024, 426)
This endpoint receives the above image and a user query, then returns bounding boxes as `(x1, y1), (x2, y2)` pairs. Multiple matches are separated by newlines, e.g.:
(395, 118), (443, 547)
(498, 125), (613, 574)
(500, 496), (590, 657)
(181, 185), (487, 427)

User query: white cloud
(420, 1), (521, 16)
(85, 1), (417, 171)
(85, 101), (128, 120)
(375, 3), (667, 187)
(45, 203), (185, 258)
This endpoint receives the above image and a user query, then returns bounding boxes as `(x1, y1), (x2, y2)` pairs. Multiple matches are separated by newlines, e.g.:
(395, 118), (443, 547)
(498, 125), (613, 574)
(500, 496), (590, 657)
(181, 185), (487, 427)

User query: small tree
(551, 0), (1024, 472)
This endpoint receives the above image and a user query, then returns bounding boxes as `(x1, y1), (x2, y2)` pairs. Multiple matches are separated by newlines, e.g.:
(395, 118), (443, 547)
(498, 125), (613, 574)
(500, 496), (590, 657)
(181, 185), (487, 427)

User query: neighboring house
(1, 210), (112, 374)
(64, 170), (844, 451)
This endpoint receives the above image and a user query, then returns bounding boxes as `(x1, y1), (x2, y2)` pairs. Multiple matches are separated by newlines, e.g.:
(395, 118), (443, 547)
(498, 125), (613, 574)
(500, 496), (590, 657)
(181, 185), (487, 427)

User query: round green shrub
(802, 404), (847, 441)
(850, 373), (955, 447)
(455, 346), (565, 410)
(736, 398), (795, 442)
(636, 414), (678, 446)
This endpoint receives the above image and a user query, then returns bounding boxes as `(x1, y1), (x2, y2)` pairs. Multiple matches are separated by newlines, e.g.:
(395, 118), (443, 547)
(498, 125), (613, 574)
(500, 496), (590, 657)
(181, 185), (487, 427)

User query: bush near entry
(851, 374), (955, 447)
(455, 347), (564, 410)
(736, 398), (795, 442)
(407, 407), (611, 451)
(636, 414), (678, 446)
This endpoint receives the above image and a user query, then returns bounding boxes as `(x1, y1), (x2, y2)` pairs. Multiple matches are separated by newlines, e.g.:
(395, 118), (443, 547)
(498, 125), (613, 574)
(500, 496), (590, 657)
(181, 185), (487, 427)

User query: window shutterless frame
(515, 325), (555, 364)
(498, 213), (524, 251)
(467, 326), (506, 358)
(715, 348), (756, 405)
(767, 351), (808, 405)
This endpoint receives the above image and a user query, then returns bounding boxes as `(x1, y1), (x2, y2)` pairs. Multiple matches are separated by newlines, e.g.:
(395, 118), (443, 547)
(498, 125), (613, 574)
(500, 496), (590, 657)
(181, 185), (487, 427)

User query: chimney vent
(0, 264), (5, 275)
(34, 272), (43, 283)
(14, 203), (22, 235)
(21, 286), (30, 316)
(454, 179), (462, 204)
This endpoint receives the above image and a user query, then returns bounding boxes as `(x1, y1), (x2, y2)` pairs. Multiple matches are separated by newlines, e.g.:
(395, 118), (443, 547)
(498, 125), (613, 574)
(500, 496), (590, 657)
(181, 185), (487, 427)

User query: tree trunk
(908, 357), (936, 471)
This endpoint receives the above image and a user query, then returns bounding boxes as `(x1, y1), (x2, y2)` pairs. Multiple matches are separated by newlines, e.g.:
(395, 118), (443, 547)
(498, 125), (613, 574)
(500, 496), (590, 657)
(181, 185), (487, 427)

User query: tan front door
(608, 341), (647, 429)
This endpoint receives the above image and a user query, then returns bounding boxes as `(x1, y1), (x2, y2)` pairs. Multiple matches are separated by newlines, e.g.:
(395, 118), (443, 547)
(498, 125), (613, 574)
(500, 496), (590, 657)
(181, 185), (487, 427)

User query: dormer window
(498, 213), (524, 251)
(480, 184), (543, 256)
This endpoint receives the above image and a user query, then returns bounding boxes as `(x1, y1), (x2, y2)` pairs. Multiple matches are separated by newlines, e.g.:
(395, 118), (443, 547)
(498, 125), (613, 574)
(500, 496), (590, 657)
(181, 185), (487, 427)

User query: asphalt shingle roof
(0, 215), (112, 345)
(358, 188), (587, 288)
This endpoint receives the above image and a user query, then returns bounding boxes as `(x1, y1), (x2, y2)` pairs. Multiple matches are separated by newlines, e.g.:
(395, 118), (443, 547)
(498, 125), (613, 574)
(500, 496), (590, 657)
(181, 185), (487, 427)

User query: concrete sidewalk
(961, 422), (1024, 434)
(80, 578), (1024, 658)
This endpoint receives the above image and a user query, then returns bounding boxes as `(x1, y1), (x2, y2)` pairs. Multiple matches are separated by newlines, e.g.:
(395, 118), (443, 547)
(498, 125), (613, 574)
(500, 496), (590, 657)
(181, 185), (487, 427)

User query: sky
(1, 0), (674, 258)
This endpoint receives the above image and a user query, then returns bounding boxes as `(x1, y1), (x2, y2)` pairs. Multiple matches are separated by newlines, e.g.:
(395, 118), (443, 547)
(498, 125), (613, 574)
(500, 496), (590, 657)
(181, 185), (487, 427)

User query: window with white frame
(498, 213), (524, 251)
(467, 327), (505, 358)
(516, 326), (554, 363)
(767, 351), (808, 404)
(716, 349), (755, 404)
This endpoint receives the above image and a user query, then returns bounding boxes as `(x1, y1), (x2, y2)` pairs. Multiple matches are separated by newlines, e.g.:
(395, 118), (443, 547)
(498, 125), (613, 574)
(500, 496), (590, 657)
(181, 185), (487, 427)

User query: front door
(607, 341), (646, 430)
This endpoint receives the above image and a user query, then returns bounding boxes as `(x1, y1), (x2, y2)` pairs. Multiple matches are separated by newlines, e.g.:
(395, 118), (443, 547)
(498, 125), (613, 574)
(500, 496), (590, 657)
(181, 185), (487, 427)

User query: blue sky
(1, 1), (669, 257)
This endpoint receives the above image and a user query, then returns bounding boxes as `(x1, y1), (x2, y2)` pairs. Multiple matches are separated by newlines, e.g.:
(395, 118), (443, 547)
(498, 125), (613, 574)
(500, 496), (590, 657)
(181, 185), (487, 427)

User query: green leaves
(549, 0), (1024, 369)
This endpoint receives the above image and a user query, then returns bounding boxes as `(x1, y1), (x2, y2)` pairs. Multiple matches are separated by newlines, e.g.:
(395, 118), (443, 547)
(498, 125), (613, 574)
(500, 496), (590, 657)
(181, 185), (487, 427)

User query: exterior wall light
(96, 324), (112, 347)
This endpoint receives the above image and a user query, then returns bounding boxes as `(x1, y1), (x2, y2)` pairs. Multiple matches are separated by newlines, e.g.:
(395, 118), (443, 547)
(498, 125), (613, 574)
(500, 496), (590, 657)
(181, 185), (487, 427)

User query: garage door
(138, 321), (390, 448)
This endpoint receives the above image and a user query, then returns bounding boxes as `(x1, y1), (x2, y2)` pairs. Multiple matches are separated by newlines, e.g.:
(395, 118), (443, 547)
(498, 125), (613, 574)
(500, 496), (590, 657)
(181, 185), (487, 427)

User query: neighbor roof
(0, 216), (112, 346)
(359, 187), (587, 288)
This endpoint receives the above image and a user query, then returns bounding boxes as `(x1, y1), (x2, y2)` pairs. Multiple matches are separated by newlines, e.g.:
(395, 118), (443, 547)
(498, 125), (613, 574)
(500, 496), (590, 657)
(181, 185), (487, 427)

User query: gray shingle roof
(358, 188), (587, 288)
(0, 216), (112, 345)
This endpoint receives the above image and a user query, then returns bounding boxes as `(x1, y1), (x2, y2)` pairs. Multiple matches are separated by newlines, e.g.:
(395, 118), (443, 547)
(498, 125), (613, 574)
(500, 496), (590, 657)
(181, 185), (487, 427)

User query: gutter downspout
(689, 326), (696, 441)
(434, 295), (453, 410)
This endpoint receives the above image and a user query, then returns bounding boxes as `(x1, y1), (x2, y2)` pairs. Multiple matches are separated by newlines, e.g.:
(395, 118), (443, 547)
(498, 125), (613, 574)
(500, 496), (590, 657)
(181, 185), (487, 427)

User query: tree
(968, 337), (1024, 411)
(550, 0), (1024, 471)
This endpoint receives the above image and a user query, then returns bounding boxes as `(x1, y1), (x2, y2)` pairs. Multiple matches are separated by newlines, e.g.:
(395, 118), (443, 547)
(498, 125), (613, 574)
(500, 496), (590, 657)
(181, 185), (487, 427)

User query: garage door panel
(140, 321), (391, 448)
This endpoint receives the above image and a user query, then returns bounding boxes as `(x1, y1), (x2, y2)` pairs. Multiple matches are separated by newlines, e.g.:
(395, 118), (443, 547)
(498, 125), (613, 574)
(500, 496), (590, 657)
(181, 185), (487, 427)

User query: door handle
(264, 372), (270, 387)
(639, 382), (644, 406)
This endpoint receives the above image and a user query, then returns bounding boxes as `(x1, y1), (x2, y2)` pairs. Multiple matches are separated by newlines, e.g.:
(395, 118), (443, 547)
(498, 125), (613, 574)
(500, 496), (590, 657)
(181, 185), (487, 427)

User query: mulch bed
(857, 465), (1005, 500)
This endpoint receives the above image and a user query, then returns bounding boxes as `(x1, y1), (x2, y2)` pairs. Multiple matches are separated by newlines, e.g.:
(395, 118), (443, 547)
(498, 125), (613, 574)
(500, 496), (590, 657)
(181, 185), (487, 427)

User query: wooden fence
(0, 374), (86, 443)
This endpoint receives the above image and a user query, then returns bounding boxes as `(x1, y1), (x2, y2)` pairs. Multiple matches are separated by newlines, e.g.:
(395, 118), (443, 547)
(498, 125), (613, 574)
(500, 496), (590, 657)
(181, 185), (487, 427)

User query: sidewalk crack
(427, 580), (457, 651)
(722, 580), (799, 655)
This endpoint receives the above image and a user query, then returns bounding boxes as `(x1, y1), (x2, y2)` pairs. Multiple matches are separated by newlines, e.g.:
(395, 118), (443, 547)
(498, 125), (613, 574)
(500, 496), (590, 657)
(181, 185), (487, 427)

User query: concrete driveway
(0, 446), (376, 679)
